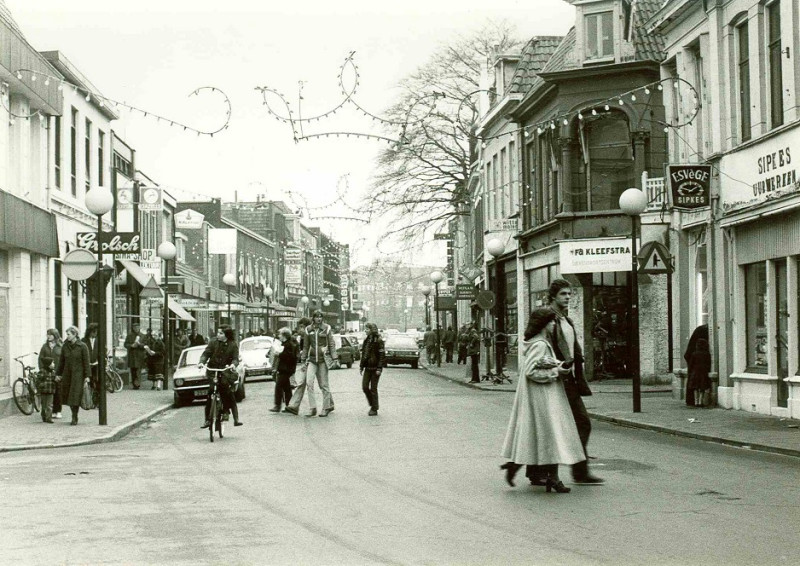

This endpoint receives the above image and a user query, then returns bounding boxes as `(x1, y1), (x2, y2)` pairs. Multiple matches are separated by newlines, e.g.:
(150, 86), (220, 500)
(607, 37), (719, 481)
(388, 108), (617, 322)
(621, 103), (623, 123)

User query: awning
(0, 190), (59, 257)
(118, 259), (195, 322)
(168, 297), (196, 322)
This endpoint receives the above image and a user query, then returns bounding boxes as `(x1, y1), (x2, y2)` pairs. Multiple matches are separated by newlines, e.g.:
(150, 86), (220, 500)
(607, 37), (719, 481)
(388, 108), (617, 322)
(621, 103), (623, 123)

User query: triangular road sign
(638, 241), (673, 274)
(139, 275), (164, 299)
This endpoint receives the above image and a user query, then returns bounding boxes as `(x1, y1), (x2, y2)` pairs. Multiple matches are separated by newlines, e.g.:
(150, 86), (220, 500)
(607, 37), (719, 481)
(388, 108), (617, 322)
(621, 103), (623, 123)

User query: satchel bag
(80, 380), (95, 410)
(527, 367), (559, 384)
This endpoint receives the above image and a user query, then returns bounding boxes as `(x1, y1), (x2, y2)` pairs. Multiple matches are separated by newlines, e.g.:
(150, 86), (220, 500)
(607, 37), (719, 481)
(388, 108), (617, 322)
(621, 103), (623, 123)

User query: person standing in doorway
(688, 338), (712, 407)
(56, 326), (91, 425)
(124, 322), (146, 389)
(360, 323), (386, 416)
(683, 324), (709, 407)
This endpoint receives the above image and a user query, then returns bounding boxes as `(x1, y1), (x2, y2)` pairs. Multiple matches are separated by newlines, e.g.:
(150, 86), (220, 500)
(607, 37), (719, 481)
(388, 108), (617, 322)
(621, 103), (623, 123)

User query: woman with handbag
(56, 326), (92, 426)
(39, 329), (63, 420)
(500, 308), (586, 493)
(145, 330), (166, 391)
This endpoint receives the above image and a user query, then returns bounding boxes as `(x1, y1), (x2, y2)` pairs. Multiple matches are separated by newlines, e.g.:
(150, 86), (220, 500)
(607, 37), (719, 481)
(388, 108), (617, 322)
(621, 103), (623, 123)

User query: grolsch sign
(668, 164), (711, 210)
(77, 232), (141, 255)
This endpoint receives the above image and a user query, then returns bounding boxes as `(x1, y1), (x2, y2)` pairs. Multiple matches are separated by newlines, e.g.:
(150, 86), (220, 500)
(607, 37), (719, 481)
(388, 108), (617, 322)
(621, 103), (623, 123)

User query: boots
(70, 406), (79, 426)
(232, 404), (243, 426)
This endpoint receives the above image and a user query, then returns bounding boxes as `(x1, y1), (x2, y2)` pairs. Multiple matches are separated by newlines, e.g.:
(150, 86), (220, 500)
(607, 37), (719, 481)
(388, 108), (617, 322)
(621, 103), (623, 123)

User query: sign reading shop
(720, 126), (800, 211)
(77, 232), (141, 256)
(668, 164), (711, 210)
(559, 237), (637, 274)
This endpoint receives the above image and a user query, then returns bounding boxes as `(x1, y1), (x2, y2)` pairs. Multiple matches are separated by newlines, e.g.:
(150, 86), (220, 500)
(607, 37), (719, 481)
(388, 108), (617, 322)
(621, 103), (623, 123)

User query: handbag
(81, 380), (95, 410)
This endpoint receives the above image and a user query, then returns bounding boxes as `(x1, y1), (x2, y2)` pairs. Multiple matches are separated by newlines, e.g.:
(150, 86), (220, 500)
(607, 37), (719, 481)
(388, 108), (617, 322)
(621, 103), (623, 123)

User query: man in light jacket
(284, 310), (338, 417)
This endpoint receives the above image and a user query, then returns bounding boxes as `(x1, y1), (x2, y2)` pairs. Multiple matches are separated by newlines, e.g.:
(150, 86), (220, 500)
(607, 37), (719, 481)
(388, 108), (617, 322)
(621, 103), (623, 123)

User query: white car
(238, 336), (275, 382)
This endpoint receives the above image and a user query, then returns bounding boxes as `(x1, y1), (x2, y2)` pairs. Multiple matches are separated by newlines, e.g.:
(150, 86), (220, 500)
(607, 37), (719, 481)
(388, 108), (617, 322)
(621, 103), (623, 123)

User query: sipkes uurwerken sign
(668, 164), (711, 210)
(77, 232), (141, 256)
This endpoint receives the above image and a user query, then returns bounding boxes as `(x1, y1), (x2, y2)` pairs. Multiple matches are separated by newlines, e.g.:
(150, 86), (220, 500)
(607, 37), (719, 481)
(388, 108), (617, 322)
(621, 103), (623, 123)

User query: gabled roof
(508, 36), (564, 95)
(0, 0), (23, 38)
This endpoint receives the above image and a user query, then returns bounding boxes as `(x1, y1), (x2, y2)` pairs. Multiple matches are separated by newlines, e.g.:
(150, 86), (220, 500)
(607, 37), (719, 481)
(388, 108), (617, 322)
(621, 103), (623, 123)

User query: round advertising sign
(62, 248), (98, 281)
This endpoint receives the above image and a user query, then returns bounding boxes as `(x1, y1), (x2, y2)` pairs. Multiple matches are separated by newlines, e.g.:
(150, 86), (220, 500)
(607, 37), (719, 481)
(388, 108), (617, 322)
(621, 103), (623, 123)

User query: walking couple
(283, 311), (338, 417)
(501, 279), (604, 493)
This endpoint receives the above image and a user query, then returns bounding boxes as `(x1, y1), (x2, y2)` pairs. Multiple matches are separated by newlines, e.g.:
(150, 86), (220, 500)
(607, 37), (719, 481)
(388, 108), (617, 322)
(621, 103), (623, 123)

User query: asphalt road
(1, 366), (798, 566)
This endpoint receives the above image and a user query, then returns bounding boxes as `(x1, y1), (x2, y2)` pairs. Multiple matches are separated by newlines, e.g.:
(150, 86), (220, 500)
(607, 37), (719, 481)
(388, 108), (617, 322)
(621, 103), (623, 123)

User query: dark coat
(423, 330), (437, 348)
(146, 338), (166, 376)
(276, 339), (299, 376)
(124, 331), (147, 368)
(684, 325), (709, 365)
(200, 339), (240, 373)
(466, 330), (481, 356)
(360, 334), (386, 370)
(687, 350), (712, 390)
(57, 340), (91, 407)
(82, 335), (99, 365)
(174, 335), (190, 360)
(39, 342), (61, 371)
(189, 333), (206, 347)
(549, 306), (592, 397)
(442, 329), (456, 346)
(38, 342), (61, 395)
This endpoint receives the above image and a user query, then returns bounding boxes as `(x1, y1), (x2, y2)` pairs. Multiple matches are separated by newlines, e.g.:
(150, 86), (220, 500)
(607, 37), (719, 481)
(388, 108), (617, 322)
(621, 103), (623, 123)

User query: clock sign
(117, 188), (133, 209)
(140, 187), (162, 210)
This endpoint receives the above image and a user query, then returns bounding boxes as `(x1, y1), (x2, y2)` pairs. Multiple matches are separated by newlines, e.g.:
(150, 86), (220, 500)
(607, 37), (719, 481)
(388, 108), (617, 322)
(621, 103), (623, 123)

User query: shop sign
(117, 186), (133, 210)
(140, 248), (161, 279)
(139, 187), (162, 211)
(435, 296), (456, 311)
(175, 208), (205, 229)
(488, 219), (518, 232)
(175, 298), (206, 308)
(720, 127), (800, 212)
(284, 248), (302, 262)
(559, 237), (636, 274)
(456, 284), (477, 300)
(77, 231), (141, 256)
(668, 165), (711, 210)
(208, 229), (237, 254)
(284, 263), (302, 286)
(433, 232), (451, 240)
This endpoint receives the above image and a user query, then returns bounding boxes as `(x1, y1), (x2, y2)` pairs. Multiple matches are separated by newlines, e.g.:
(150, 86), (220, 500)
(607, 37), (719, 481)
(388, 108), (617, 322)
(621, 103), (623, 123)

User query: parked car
(332, 334), (355, 369)
(346, 334), (361, 361)
(384, 334), (420, 369)
(172, 345), (247, 406)
(239, 336), (275, 382)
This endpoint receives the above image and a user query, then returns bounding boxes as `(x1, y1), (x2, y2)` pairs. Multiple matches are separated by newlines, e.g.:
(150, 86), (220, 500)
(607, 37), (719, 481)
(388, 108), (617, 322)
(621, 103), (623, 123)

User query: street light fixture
(301, 295), (310, 317)
(486, 238), (506, 380)
(223, 273), (236, 323)
(403, 309), (408, 333)
(264, 284), (273, 330)
(430, 270), (444, 367)
(420, 285), (431, 328)
(85, 187), (114, 426)
(157, 241), (176, 391)
(619, 187), (648, 413)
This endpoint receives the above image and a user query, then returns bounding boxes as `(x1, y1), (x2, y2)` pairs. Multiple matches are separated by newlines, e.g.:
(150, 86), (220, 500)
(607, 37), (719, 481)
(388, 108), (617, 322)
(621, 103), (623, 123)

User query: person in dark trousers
(360, 323), (386, 416)
(457, 326), (469, 365)
(526, 279), (604, 486)
(688, 338), (712, 407)
(423, 326), (437, 364)
(467, 324), (481, 383)
(442, 326), (456, 363)
(56, 326), (91, 425)
(124, 322), (147, 389)
(145, 329), (166, 390)
(199, 325), (242, 428)
(270, 327), (298, 412)
(40, 328), (63, 420)
(683, 324), (709, 407)
(189, 328), (206, 347)
(82, 323), (100, 397)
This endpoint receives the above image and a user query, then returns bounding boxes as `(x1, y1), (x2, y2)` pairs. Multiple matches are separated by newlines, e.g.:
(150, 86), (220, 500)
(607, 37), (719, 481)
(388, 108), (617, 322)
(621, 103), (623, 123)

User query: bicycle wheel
(32, 384), (41, 413)
(110, 370), (124, 393)
(209, 394), (217, 443)
(217, 412), (224, 439)
(12, 379), (34, 415)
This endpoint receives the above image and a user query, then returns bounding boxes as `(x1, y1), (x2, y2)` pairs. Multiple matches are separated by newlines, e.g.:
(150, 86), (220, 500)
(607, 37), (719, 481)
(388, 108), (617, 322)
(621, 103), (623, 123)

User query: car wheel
(411, 361), (418, 369)
(235, 381), (246, 402)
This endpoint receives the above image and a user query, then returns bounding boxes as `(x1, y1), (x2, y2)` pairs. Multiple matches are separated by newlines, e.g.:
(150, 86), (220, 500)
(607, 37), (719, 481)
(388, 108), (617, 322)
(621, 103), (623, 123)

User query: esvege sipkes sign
(668, 164), (711, 210)
(77, 232), (141, 255)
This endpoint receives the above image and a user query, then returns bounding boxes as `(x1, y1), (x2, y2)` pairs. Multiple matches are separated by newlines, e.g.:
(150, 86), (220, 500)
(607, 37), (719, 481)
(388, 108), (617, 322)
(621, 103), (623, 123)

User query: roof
(0, 0), (23, 38)
(508, 36), (564, 95)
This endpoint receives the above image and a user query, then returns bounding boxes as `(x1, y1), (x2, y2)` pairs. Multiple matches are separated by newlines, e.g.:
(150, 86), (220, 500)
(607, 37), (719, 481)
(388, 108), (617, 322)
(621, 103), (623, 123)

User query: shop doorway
(591, 281), (630, 380)
(776, 259), (789, 407)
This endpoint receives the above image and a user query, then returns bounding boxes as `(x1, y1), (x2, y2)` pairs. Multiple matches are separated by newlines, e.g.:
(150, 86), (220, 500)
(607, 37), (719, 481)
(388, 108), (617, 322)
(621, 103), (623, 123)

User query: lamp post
(85, 188), (114, 426)
(301, 295), (310, 317)
(421, 285), (431, 328)
(619, 187), (647, 413)
(430, 270), (443, 367)
(265, 284), (273, 331)
(403, 309), (408, 333)
(223, 273), (236, 324)
(486, 238), (506, 379)
(157, 241), (176, 390)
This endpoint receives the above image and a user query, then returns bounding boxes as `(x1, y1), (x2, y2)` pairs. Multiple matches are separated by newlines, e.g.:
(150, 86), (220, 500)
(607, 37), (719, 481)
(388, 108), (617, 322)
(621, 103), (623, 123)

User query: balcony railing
(644, 173), (666, 211)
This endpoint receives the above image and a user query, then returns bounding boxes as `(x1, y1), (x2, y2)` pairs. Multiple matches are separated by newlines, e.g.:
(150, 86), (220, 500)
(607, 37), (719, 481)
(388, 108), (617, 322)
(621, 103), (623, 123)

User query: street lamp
(85, 187), (114, 426)
(486, 238), (506, 379)
(157, 241), (176, 391)
(619, 187), (648, 413)
(421, 285), (431, 328)
(301, 295), (310, 316)
(430, 270), (444, 367)
(223, 273), (236, 323)
(403, 309), (408, 333)
(264, 284), (273, 331)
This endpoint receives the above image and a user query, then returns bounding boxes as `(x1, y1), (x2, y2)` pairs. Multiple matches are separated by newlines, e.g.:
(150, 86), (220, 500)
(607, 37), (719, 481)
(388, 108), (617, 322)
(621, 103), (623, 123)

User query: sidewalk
(422, 361), (800, 459)
(0, 388), (173, 453)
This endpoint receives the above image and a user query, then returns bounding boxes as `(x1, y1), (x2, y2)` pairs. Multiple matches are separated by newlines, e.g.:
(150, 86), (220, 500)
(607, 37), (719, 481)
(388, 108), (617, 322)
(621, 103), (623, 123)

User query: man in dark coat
(684, 324), (709, 407)
(82, 323), (100, 396)
(124, 322), (147, 389)
(527, 279), (603, 486)
(359, 323), (386, 416)
(457, 326), (469, 365)
(423, 326), (437, 364)
(467, 324), (481, 383)
(270, 327), (299, 412)
(199, 326), (242, 428)
(442, 326), (456, 363)
(56, 326), (91, 425)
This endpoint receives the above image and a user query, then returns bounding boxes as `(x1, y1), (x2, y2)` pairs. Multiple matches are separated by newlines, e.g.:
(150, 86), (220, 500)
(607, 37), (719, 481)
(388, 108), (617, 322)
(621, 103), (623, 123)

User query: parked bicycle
(105, 353), (124, 393)
(12, 353), (41, 416)
(201, 365), (236, 442)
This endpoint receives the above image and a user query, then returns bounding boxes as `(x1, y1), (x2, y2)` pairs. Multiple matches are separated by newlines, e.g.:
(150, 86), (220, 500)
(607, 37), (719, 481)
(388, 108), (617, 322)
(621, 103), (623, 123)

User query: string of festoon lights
(284, 174), (371, 224)
(8, 68), (231, 136)
(255, 51), (444, 145)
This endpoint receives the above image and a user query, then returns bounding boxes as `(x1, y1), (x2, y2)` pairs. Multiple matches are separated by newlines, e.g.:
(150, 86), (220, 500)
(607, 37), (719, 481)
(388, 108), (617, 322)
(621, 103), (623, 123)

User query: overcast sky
(9, 0), (574, 267)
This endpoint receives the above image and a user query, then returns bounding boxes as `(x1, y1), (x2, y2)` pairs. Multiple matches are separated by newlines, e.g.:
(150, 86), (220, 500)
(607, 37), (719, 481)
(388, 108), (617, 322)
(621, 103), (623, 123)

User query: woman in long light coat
(500, 308), (586, 493)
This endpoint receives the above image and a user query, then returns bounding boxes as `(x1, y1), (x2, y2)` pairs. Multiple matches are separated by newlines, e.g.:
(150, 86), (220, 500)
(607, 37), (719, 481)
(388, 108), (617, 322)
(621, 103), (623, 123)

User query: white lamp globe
(430, 270), (444, 284)
(421, 285), (431, 297)
(223, 273), (236, 287)
(619, 188), (648, 216)
(85, 188), (114, 216)
(323, 300), (331, 307)
(301, 295), (310, 305)
(486, 238), (505, 258)
(157, 241), (177, 261)
(265, 285), (273, 298)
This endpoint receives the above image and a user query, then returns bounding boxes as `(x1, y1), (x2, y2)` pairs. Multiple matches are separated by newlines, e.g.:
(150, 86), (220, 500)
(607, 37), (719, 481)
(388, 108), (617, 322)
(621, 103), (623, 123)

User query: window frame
(584, 10), (615, 62)
(70, 107), (78, 197)
(84, 118), (92, 191)
(766, 0), (783, 129)
(744, 261), (768, 373)
(736, 20), (751, 142)
(54, 116), (62, 189)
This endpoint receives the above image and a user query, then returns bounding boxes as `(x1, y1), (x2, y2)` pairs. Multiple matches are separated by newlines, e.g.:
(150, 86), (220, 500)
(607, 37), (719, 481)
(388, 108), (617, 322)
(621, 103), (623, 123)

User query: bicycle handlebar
(199, 364), (236, 373)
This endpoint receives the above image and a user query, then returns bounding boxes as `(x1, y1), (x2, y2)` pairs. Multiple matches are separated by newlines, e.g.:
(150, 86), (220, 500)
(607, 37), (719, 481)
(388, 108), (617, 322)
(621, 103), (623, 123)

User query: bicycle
(201, 365), (236, 442)
(105, 354), (124, 393)
(12, 353), (41, 416)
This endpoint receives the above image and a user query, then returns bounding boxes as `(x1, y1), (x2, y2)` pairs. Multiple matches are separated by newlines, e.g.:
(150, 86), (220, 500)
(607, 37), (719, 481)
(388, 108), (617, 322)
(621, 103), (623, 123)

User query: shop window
(585, 11), (614, 61)
(744, 262), (767, 372)
(775, 259), (788, 406)
(537, 130), (559, 221)
(737, 21), (751, 142)
(767, 1), (783, 129)
(0, 249), (8, 283)
(695, 231), (708, 326)
(54, 262), (63, 335)
(578, 112), (634, 211)
(527, 264), (560, 309)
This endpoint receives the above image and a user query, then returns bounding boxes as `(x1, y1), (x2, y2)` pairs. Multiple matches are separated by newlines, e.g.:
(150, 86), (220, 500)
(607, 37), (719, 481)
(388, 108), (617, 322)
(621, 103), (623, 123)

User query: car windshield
(180, 349), (204, 367)
(240, 338), (273, 351)
(386, 336), (418, 349)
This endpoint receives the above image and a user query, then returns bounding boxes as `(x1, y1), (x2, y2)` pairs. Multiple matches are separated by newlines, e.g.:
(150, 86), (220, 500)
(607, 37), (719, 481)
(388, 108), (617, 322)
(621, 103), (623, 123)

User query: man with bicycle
(198, 325), (242, 429)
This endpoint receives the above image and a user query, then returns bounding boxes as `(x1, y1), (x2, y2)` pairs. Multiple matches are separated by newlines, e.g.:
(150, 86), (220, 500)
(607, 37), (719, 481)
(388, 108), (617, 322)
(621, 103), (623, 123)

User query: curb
(422, 365), (800, 460)
(422, 365), (513, 392)
(0, 403), (174, 454)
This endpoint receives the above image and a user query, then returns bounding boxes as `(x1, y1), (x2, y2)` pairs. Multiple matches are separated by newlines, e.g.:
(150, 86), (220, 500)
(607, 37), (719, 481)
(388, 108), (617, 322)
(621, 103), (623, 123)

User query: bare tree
(365, 20), (521, 247)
